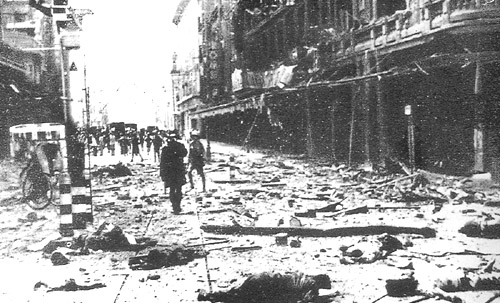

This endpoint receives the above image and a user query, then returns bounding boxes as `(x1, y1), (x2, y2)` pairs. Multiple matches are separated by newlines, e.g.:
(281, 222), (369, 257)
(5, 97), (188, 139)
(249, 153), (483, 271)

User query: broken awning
(191, 94), (266, 119)
(172, 0), (192, 25)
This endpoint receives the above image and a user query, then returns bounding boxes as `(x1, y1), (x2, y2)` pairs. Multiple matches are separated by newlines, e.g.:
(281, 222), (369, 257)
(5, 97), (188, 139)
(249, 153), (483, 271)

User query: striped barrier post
(59, 173), (74, 236)
(71, 160), (93, 229)
(59, 130), (93, 234)
(58, 128), (74, 236)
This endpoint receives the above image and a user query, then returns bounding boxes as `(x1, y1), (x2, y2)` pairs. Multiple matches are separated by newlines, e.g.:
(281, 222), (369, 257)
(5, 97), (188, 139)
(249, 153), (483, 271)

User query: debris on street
(128, 245), (206, 270)
(197, 271), (332, 303)
(200, 224), (437, 238)
(75, 222), (158, 252)
(2, 142), (500, 302)
(93, 162), (133, 178)
(46, 278), (106, 292)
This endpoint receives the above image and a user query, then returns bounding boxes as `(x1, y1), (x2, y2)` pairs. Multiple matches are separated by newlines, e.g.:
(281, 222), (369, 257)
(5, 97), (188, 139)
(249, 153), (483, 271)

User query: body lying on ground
(197, 271), (331, 303)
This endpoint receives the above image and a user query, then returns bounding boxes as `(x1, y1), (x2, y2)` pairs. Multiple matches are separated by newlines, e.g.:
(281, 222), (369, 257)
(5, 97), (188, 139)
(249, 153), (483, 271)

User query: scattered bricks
(275, 233), (288, 246)
(290, 238), (301, 248)
(117, 192), (131, 200)
(27, 212), (38, 222)
(43, 238), (74, 254)
(385, 276), (418, 297)
(295, 209), (316, 218)
(51, 251), (69, 265)
(289, 217), (302, 227)
(147, 274), (161, 281)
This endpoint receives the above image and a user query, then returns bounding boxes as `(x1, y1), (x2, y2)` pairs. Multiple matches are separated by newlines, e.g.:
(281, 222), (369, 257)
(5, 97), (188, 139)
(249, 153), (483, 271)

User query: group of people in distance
(159, 129), (206, 214)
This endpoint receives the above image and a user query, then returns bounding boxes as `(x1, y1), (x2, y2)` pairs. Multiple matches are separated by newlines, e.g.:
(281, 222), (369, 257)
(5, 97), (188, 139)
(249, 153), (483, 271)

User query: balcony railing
(338, 0), (500, 56)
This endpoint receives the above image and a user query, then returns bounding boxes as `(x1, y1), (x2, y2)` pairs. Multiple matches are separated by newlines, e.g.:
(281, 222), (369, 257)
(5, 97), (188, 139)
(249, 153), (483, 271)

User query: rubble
(45, 278), (106, 292)
(459, 219), (500, 239)
(201, 224), (437, 238)
(50, 250), (70, 265)
(93, 162), (132, 178)
(339, 234), (403, 264)
(128, 244), (206, 270)
(197, 271), (332, 303)
(74, 222), (158, 252)
(385, 275), (419, 297)
(4, 143), (500, 302)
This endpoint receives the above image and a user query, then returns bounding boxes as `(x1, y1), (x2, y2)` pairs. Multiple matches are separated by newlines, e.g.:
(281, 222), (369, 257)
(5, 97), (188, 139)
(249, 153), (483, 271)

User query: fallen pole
(201, 224), (436, 238)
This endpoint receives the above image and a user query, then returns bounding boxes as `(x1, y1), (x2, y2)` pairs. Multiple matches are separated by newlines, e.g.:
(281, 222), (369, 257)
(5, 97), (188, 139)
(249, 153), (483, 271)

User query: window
(14, 12), (26, 23)
(377, 0), (406, 17)
(37, 131), (46, 140)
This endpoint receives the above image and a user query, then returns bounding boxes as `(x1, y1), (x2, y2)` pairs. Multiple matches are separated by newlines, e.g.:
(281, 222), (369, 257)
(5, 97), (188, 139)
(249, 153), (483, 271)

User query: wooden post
(304, 0), (310, 38)
(294, 5), (300, 43)
(273, 26), (279, 56)
(474, 61), (484, 172)
(375, 51), (388, 166)
(333, 0), (339, 29)
(331, 95), (337, 162)
(205, 123), (211, 162)
(305, 84), (315, 158)
(282, 19), (288, 53)
(326, 0), (333, 26)
(348, 83), (361, 167)
(362, 51), (371, 164)
(405, 105), (415, 173)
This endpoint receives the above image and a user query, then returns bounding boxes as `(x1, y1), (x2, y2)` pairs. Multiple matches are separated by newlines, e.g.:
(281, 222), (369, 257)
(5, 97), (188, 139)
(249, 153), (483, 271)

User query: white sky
(69, 0), (180, 126)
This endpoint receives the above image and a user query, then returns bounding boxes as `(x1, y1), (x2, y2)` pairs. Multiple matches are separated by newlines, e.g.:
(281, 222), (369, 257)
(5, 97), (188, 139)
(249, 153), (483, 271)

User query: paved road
(1, 141), (500, 303)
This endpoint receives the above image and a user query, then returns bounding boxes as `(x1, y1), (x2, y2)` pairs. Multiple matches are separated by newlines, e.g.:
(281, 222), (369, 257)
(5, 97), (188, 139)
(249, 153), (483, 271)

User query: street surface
(1, 141), (500, 303)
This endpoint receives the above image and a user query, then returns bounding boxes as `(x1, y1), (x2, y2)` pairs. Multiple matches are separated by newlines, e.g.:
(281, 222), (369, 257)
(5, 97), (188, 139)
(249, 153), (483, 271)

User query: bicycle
(20, 162), (60, 210)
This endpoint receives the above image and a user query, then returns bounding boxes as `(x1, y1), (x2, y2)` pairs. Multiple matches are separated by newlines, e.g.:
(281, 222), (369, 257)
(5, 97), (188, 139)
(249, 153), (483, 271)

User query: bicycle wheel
(22, 173), (52, 210)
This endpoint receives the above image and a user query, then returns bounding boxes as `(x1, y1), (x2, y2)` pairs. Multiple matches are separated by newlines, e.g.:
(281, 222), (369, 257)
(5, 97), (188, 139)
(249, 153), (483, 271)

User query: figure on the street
(130, 132), (144, 162)
(90, 133), (99, 156)
(108, 132), (116, 156)
(139, 129), (145, 150)
(153, 132), (163, 162)
(160, 129), (187, 214)
(145, 132), (153, 154)
(197, 271), (332, 303)
(118, 134), (129, 155)
(187, 130), (206, 192)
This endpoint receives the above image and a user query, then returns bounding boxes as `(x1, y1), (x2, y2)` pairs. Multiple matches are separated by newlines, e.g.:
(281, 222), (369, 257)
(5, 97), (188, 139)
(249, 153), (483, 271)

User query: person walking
(145, 132), (153, 155)
(160, 130), (187, 214)
(108, 132), (116, 156)
(187, 130), (206, 192)
(152, 132), (163, 162)
(130, 132), (144, 162)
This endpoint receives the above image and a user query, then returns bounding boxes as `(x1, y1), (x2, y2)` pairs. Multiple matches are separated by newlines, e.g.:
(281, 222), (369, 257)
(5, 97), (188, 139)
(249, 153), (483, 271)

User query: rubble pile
(129, 244), (206, 270)
(1, 143), (500, 302)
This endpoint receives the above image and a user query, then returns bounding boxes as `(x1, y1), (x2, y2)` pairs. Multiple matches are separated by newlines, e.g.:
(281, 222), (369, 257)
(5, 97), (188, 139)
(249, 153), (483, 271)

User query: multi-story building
(171, 0), (204, 138)
(0, 0), (56, 156)
(189, 0), (500, 177)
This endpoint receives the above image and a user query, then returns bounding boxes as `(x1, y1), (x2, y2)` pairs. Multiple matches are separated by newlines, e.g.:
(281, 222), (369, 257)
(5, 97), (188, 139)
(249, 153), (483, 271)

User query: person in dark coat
(188, 130), (206, 192)
(130, 132), (144, 162)
(160, 129), (187, 214)
(153, 132), (163, 162)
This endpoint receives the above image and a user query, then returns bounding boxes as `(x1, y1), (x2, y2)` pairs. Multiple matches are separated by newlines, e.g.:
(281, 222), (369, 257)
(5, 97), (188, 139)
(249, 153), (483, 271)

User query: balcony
(342, 0), (500, 57)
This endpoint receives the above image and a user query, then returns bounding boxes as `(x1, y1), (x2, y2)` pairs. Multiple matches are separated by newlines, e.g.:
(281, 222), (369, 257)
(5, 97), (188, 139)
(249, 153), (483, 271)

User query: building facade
(171, 0), (204, 138)
(0, 0), (58, 156)
(185, 0), (500, 178)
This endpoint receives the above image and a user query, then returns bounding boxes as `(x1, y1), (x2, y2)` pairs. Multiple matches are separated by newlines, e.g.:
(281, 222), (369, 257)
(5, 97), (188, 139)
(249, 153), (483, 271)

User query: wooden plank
(201, 224), (436, 238)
